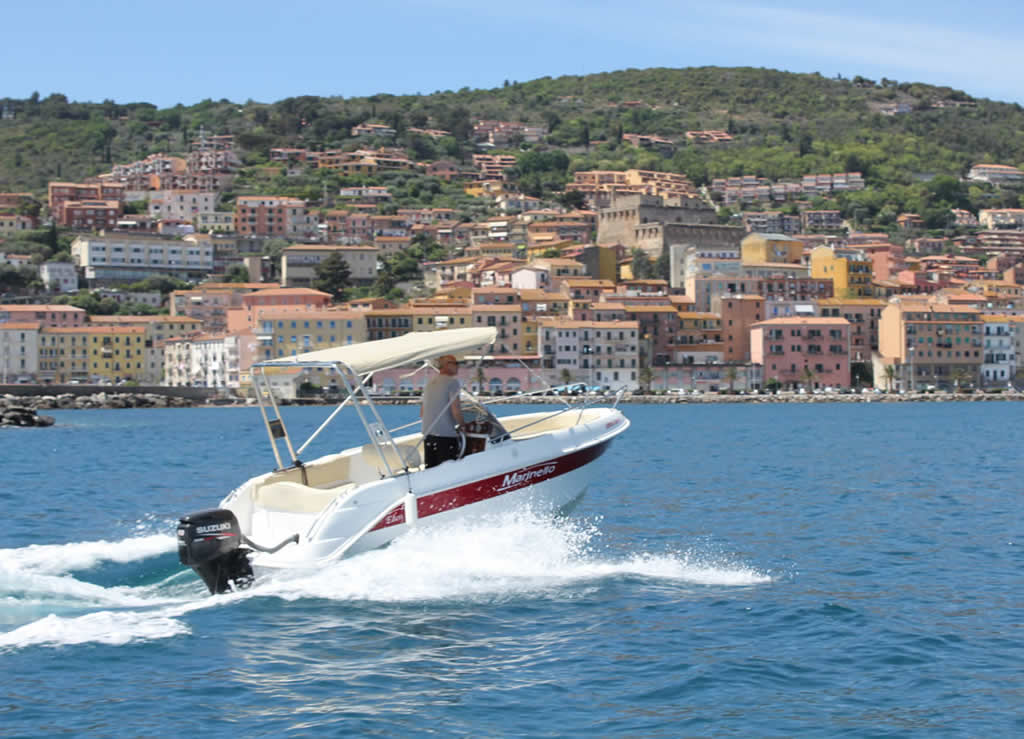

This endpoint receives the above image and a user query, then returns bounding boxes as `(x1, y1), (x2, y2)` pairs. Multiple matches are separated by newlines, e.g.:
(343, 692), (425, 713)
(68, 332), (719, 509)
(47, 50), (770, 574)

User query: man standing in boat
(421, 354), (465, 467)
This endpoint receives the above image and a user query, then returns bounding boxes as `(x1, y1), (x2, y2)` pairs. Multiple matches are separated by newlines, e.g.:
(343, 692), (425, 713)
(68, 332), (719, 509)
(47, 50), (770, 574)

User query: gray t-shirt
(422, 374), (461, 437)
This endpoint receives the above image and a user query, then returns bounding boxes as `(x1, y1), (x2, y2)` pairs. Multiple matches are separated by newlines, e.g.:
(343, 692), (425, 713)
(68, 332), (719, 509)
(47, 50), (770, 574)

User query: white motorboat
(177, 327), (630, 594)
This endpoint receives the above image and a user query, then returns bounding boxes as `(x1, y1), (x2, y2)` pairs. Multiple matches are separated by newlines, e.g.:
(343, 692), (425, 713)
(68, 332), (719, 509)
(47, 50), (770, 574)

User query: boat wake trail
(0, 511), (770, 650)
(260, 509), (773, 603)
(0, 533), (201, 650)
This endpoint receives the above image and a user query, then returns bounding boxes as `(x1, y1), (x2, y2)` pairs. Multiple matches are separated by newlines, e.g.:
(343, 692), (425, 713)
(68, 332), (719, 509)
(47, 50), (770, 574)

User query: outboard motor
(178, 509), (254, 595)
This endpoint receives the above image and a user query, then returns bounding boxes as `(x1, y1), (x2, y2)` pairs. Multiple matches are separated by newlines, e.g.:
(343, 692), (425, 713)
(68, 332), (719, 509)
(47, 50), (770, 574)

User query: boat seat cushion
(360, 442), (421, 477)
(253, 481), (346, 514)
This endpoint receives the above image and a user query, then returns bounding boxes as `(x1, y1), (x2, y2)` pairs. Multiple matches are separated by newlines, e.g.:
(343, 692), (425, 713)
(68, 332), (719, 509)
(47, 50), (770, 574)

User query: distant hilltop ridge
(3, 65), (1022, 194)
(0, 65), (991, 110)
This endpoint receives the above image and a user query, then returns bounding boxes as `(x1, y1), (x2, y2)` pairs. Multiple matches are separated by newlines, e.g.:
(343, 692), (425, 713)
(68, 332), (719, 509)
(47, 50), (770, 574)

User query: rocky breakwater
(0, 396), (55, 427)
(2, 392), (196, 423)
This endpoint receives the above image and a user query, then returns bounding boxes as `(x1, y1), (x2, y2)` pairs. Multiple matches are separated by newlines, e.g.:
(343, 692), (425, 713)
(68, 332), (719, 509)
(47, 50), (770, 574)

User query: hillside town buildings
(9, 119), (1024, 396)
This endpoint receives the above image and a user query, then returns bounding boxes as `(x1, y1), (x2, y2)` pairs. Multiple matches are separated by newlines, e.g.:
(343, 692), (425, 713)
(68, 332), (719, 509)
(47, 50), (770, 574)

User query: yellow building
(810, 245), (874, 298)
(741, 233), (804, 265)
(255, 308), (368, 361)
(90, 315), (204, 383)
(464, 241), (521, 260)
(38, 327), (91, 383)
(85, 326), (147, 383)
(588, 245), (620, 282)
(525, 240), (574, 259)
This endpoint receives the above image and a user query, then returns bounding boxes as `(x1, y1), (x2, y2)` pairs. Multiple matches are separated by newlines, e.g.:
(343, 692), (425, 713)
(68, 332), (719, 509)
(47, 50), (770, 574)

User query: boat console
(457, 396), (510, 457)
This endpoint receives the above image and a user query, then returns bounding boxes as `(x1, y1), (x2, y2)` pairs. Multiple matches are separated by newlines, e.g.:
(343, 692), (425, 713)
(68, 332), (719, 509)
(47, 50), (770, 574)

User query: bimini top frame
(250, 327), (497, 476)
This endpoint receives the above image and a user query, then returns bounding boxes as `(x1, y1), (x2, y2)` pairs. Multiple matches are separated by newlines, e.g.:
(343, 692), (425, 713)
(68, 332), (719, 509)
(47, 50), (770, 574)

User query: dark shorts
(424, 434), (461, 468)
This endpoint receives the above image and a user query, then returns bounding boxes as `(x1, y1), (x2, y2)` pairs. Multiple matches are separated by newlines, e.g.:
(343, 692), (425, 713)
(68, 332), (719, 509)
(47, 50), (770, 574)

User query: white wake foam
(259, 510), (773, 603)
(0, 512), (770, 650)
(0, 610), (190, 649)
(0, 534), (176, 576)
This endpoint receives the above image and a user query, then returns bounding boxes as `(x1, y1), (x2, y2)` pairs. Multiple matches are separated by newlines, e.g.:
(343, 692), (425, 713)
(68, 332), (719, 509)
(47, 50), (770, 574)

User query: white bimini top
(256, 327), (497, 375)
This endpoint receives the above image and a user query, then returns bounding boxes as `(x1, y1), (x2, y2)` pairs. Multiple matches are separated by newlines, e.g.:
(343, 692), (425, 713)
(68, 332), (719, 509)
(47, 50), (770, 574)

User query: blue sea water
(2, 401), (1023, 737)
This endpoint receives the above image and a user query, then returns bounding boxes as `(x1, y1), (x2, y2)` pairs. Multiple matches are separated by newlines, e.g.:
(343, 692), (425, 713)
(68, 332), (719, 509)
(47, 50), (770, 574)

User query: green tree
(559, 190), (587, 210)
(654, 245), (671, 281)
(801, 365), (816, 390)
(725, 366), (738, 393)
(313, 252), (352, 300)
(122, 200), (148, 215)
(883, 364), (896, 392)
(951, 367), (972, 392)
(631, 248), (653, 279)
(638, 366), (653, 394)
(224, 264), (251, 283)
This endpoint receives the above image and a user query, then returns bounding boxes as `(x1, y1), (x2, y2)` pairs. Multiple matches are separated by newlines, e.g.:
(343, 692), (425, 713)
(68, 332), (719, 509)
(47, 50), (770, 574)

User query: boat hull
(242, 406), (629, 572)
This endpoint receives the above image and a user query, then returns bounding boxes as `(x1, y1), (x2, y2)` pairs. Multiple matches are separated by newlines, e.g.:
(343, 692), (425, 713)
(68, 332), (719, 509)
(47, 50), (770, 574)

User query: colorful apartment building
(816, 297), (886, 362)
(71, 233), (215, 284)
(36, 326), (88, 382)
(741, 233), (805, 265)
(234, 196), (316, 239)
(810, 246), (874, 298)
(538, 318), (640, 390)
(254, 308), (367, 362)
(60, 200), (122, 230)
(89, 314), (204, 383)
(83, 325), (148, 383)
(751, 317), (852, 389)
(472, 304), (524, 356)
(720, 295), (765, 362)
(48, 181), (126, 222)
(0, 322), (40, 382)
(170, 282), (269, 332)
(0, 304), (86, 327)
(878, 297), (983, 391)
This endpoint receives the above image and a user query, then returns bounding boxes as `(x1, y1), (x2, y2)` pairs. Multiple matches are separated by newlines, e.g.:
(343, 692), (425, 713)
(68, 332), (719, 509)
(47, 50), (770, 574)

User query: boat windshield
(457, 391), (510, 443)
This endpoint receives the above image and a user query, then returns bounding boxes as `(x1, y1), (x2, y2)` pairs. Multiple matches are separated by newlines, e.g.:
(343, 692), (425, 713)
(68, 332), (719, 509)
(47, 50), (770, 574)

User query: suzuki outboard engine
(178, 509), (254, 595)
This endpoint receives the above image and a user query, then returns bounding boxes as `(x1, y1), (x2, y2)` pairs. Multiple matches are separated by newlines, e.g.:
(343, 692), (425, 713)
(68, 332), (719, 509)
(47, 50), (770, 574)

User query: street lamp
(908, 343), (915, 392)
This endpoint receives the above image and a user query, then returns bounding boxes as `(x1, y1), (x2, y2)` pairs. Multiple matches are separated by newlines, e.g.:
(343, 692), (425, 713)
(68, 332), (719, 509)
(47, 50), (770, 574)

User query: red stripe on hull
(371, 439), (611, 531)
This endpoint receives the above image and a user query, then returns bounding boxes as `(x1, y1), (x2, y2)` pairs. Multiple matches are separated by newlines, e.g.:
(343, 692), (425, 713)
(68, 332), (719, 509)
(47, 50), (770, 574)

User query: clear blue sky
(7, 1), (1022, 108)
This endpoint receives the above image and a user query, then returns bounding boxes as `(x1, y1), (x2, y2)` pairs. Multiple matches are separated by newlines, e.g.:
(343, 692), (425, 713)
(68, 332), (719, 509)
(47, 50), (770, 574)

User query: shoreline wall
(0, 384), (214, 401)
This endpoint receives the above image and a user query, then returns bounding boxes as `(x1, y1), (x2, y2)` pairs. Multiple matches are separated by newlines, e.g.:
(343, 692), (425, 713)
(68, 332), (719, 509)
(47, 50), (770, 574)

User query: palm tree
(559, 368), (572, 388)
(475, 366), (486, 395)
(951, 367), (971, 392)
(638, 366), (653, 394)
(883, 364), (896, 392)
(801, 365), (816, 391)
(725, 366), (739, 394)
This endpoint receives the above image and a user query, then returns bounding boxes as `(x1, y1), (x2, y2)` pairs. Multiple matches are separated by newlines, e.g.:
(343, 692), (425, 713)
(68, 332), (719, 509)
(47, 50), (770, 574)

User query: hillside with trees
(3, 66), (1024, 234)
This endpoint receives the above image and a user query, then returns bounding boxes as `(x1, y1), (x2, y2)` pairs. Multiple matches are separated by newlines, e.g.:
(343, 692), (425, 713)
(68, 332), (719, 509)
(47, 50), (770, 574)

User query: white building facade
(981, 316), (1016, 387)
(71, 233), (214, 284)
(148, 190), (218, 221)
(39, 262), (79, 293)
(539, 319), (640, 391)
(0, 322), (41, 382)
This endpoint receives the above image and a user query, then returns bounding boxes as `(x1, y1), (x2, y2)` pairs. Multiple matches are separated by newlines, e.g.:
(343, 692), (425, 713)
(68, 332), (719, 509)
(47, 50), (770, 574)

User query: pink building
(472, 303), (524, 356)
(751, 316), (852, 389)
(0, 304), (87, 327)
